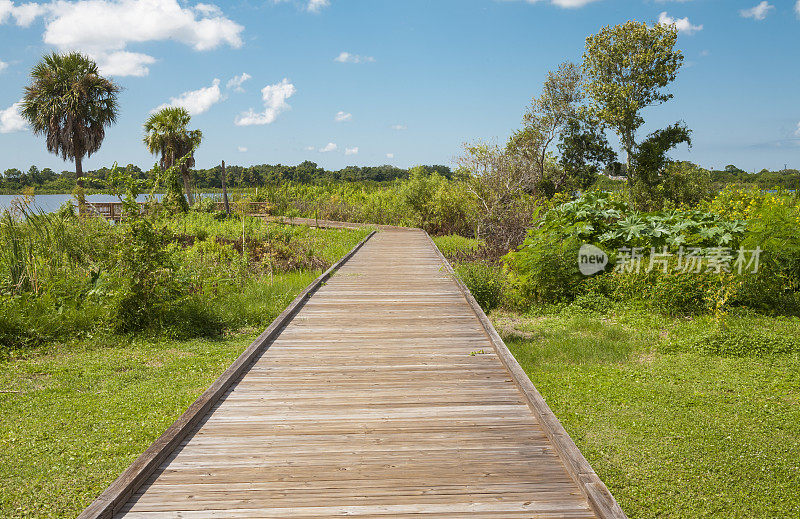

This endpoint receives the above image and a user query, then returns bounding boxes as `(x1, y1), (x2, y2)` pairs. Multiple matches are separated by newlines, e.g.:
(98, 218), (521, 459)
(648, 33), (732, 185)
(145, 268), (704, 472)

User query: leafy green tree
(143, 107), (202, 206)
(557, 114), (617, 191)
(630, 122), (692, 209)
(20, 52), (119, 207)
(582, 21), (684, 201)
(515, 61), (583, 192)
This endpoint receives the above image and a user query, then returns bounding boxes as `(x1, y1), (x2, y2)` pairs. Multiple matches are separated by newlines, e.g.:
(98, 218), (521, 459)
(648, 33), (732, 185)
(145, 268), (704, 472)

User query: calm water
(0, 193), (163, 213)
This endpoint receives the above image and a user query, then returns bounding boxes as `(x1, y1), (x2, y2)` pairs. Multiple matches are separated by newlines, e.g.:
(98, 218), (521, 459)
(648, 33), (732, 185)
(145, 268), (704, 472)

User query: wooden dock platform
(82, 229), (625, 518)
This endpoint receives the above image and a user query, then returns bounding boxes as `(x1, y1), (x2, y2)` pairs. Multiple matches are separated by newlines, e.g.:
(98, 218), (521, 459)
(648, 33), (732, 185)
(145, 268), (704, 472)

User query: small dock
(82, 229), (625, 518)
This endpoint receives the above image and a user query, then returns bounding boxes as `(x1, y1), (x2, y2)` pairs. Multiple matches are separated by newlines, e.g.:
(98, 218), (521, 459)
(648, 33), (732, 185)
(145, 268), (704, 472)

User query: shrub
(455, 261), (506, 312)
(103, 219), (220, 336)
(504, 231), (583, 304)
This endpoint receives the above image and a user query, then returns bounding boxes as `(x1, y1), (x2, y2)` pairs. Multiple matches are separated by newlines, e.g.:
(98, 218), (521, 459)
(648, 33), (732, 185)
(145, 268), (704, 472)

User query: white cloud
(0, 1), (47, 27)
(227, 72), (252, 92)
(319, 142), (337, 153)
(304, 145), (315, 151)
(795, 122), (800, 137)
(740, 2), (774, 20)
(98, 51), (156, 77)
(0, 59), (7, 73)
(2, 0), (244, 76)
(386, 153), (394, 159)
(658, 12), (703, 35)
(238, 146), (248, 152)
(391, 124), (407, 131)
(335, 110), (352, 122)
(334, 52), (375, 64)
(307, 0), (329, 12)
(155, 78), (223, 115)
(796, 0), (800, 16)
(345, 147), (358, 155)
(0, 100), (27, 133)
(235, 78), (296, 126)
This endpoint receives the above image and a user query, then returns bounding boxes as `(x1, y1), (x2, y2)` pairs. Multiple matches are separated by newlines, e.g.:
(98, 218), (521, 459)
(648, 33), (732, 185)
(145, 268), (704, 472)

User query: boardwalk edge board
(424, 231), (628, 519)
(78, 230), (377, 519)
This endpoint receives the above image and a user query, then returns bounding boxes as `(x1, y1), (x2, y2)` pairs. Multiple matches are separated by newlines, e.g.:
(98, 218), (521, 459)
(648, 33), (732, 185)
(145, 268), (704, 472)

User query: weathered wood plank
(78, 228), (624, 519)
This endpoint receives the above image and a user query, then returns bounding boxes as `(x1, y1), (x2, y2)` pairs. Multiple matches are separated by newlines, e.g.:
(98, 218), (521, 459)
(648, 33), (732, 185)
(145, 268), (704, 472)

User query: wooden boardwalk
(84, 229), (624, 518)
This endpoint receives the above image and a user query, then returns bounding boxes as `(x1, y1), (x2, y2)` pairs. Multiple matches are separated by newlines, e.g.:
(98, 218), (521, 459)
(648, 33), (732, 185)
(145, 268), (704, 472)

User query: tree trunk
(624, 135), (635, 205)
(75, 155), (86, 216)
(182, 165), (195, 207)
(221, 160), (231, 215)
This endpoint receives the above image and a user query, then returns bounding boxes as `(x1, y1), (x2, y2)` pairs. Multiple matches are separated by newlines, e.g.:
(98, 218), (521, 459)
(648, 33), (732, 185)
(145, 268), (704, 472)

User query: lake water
(0, 193), (163, 213)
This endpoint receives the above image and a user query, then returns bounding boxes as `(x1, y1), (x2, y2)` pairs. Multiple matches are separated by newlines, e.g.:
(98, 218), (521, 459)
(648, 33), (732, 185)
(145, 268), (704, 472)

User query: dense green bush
(504, 233), (583, 305)
(454, 261), (506, 312)
(502, 189), (799, 317)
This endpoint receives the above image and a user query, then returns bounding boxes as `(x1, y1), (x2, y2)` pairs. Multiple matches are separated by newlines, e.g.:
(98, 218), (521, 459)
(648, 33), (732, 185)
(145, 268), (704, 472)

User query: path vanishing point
(81, 228), (626, 519)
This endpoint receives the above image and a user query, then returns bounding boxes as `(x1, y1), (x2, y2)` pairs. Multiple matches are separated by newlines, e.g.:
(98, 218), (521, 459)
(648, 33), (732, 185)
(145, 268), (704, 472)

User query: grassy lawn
(494, 308), (800, 518)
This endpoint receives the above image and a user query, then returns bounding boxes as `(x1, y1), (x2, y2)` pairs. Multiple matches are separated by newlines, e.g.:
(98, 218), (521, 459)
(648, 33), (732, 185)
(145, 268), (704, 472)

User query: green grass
(0, 221), (371, 517)
(0, 333), (260, 517)
(432, 234), (484, 260)
(494, 307), (800, 518)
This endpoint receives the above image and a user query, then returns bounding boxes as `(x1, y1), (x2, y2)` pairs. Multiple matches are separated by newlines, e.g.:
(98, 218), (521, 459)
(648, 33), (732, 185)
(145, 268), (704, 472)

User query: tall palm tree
(143, 107), (202, 206)
(21, 52), (119, 208)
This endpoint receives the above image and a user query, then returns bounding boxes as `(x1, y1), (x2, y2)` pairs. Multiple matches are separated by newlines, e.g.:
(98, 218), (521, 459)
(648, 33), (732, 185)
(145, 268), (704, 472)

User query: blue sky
(0, 0), (799, 174)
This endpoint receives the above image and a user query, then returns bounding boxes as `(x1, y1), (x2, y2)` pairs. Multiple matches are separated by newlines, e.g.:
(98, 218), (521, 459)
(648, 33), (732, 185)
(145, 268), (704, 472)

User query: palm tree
(21, 52), (119, 209)
(143, 107), (203, 206)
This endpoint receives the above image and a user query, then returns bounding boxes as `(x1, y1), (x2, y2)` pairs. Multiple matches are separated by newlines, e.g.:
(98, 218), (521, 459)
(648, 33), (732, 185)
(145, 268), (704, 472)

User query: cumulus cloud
(334, 52), (375, 64)
(235, 78), (296, 126)
(386, 153), (394, 159)
(154, 78), (223, 115)
(0, 59), (7, 73)
(238, 146), (248, 152)
(335, 111), (352, 122)
(658, 12), (703, 35)
(0, 1), (245, 76)
(99, 51), (156, 77)
(227, 72), (252, 92)
(0, 1), (47, 27)
(345, 147), (358, 155)
(0, 100), (27, 133)
(740, 2), (774, 20)
(391, 124), (407, 131)
(319, 142), (337, 153)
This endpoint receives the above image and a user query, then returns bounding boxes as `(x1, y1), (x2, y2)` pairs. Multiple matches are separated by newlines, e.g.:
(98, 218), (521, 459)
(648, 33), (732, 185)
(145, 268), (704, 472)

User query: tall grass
(0, 207), (369, 353)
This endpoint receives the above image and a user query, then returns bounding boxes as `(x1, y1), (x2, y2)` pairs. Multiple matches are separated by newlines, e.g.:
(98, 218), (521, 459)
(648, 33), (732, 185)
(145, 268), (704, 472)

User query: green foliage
(630, 123), (692, 210)
(433, 235), (485, 261)
(0, 210), (369, 350)
(582, 21), (686, 209)
(454, 261), (506, 312)
(661, 161), (714, 208)
(693, 325), (800, 357)
(20, 52), (119, 188)
(582, 20), (683, 151)
(504, 231), (583, 304)
(557, 114), (617, 191)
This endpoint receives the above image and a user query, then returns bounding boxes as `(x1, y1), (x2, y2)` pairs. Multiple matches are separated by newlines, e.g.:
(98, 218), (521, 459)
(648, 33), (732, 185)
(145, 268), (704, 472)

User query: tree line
(0, 162), (454, 193)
